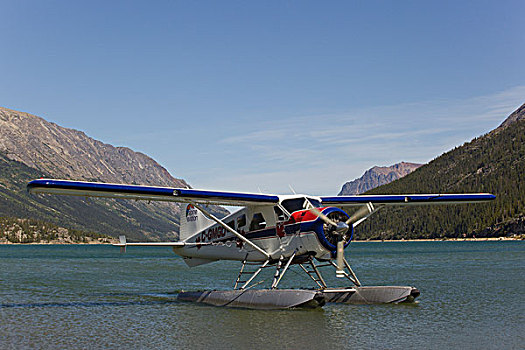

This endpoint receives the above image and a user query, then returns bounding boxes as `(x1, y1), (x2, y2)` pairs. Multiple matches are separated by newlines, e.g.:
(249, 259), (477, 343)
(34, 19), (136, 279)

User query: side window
(274, 206), (286, 221)
(227, 220), (235, 230)
(249, 213), (266, 231)
(237, 215), (246, 229)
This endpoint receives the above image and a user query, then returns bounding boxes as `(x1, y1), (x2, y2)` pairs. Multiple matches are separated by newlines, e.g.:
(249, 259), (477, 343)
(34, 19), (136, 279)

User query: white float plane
(27, 179), (495, 309)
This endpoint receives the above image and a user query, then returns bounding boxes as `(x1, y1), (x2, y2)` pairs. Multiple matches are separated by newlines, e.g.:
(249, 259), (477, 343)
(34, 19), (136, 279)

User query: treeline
(0, 217), (114, 243)
(354, 119), (525, 240)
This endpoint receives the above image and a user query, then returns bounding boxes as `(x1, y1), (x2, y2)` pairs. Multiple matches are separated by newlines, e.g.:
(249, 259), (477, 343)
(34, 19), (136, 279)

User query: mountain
(497, 102), (525, 129)
(354, 103), (525, 240)
(0, 107), (189, 187)
(0, 106), (225, 241)
(339, 162), (422, 195)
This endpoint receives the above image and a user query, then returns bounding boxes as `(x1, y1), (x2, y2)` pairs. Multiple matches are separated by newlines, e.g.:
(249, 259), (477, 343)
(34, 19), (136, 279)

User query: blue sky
(1, 1), (524, 195)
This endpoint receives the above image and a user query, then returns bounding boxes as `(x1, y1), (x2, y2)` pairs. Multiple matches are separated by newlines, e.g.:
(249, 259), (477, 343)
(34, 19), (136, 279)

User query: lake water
(1, 241), (523, 349)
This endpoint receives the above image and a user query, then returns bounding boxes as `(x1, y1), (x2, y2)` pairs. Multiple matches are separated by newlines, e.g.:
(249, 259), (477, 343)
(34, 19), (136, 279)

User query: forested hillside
(354, 104), (524, 240)
(0, 152), (180, 241)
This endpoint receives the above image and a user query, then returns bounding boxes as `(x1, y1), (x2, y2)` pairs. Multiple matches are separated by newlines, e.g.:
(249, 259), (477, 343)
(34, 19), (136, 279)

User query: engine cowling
(290, 207), (353, 253)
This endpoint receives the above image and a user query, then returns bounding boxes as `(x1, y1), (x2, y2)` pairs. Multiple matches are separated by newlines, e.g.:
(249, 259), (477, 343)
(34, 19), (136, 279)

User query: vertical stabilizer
(179, 203), (215, 241)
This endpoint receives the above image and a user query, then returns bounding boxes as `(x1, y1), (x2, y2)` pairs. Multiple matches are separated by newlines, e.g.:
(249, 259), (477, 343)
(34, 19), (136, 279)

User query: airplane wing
(320, 193), (495, 207)
(27, 179), (495, 207)
(27, 179), (279, 206)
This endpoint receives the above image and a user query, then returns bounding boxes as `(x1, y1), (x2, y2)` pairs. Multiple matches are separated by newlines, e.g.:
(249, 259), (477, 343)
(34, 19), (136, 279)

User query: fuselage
(173, 195), (352, 264)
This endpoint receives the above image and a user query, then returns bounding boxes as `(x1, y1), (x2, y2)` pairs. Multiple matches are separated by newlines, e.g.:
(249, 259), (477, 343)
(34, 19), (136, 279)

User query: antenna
(288, 184), (297, 194)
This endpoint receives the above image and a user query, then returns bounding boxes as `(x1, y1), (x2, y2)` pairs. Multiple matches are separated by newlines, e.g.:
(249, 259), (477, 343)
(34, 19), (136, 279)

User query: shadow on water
(0, 297), (176, 310)
(0, 299), (180, 309)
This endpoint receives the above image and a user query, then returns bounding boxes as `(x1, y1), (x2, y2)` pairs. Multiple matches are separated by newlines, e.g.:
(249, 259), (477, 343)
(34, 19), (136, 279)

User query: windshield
(307, 198), (322, 208)
(281, 197), (321, 213)
(281, 198), (305, 213)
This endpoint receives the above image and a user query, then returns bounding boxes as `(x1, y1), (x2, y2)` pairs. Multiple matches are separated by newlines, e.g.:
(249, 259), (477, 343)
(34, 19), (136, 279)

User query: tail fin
(179, 203), (215, 241)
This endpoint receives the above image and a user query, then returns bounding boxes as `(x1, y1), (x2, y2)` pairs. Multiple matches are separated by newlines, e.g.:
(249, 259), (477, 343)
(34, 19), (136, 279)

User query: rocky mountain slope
(0, 106), (224, 241)
(0, 107), (189, 187)
(339, 162), (422, 195)
(355, 103), (525, 240)
(497, 102), (525, 129)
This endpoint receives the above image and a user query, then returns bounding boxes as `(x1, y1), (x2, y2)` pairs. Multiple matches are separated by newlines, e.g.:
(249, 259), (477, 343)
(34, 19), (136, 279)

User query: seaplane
(27, 179), (495, 309)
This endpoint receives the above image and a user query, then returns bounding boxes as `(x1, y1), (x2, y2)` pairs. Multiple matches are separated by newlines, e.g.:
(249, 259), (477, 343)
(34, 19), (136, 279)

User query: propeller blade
(335, 239), (345, 278)
(345, 204), (372, 226)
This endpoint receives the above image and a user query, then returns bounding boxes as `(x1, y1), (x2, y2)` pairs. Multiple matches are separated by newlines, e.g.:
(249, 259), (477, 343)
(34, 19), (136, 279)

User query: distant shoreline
(1, 236), (522, 245)
(0, 239), (118, 245)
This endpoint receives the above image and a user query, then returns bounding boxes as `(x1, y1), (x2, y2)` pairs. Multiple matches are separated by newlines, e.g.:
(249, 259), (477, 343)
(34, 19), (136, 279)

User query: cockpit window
(274, 206), (286, 221)
(237, 214), (246, 228)
(281, 198), (305, 213)
(308, 198), (322, 208)
(249, 213), (266, 231)
(281, 197), (322, 213)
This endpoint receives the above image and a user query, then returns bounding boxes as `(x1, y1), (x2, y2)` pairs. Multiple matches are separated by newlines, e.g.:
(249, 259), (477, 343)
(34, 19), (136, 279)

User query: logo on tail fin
(186, 204), (198, 222)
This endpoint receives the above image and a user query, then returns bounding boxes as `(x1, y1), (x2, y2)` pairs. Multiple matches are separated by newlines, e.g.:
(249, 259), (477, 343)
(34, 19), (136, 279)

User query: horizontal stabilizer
(112, 235), (212, 249)
(112, 242), (186, 247)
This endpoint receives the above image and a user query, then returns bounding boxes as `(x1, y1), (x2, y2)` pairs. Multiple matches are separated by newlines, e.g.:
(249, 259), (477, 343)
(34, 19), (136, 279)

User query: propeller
(308, 202), (375, 278)
(308, 205), (349, 277)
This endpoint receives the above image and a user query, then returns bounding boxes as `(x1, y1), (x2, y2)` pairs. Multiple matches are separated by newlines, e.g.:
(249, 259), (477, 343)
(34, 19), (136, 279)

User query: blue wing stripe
(27, 179), (175, 196)
(27, 179), (279, 203)
(321, 194), (496, 204)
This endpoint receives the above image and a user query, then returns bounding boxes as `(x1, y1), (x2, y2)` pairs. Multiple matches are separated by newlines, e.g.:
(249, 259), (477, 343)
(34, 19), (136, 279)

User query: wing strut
(189, 201), (271, 259)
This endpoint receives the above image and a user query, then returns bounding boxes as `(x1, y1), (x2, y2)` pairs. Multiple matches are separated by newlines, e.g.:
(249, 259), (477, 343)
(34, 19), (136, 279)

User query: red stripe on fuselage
(289, 208), (328, 223)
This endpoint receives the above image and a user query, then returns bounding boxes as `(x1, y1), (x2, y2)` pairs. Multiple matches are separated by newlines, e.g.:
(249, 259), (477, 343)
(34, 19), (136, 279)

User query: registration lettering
(200, 226), (227, 242)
